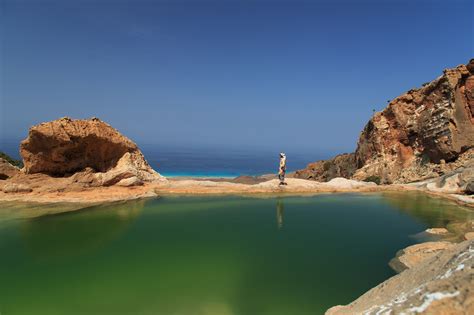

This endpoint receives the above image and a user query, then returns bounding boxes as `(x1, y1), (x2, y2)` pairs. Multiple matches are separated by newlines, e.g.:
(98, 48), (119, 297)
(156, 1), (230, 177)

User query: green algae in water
(0, 192), (472, 315)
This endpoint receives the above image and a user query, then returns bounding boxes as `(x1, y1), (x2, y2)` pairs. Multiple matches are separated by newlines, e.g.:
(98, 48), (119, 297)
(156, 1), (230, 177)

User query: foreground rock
(297, 59), (474, 185)
(326, 239), (474, 314)
(389, 241), (454, 273)
(20, 117), (163, 186)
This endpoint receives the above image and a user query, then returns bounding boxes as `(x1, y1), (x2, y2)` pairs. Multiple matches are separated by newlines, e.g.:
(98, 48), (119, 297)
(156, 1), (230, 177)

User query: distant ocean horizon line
(1, 137), (348, 157)
(1, 139), (344, 176)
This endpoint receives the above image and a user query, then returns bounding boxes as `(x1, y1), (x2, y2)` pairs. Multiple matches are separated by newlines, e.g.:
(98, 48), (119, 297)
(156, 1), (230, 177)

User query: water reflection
(0, 201), (87, 221)
(20, 199), (146, 261)
(1, 194), (472, 315)
(276, 199), (284, 229)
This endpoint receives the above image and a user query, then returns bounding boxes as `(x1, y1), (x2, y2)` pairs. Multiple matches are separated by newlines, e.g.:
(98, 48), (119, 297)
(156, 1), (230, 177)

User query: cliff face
(354, 60), (474, 183)
(296, 59), (474, 184)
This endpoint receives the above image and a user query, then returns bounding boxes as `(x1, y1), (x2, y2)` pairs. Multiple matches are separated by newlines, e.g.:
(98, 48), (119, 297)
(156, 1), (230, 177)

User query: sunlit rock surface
(20, 117), (163, 186)
(297, 59), (474, 185)
(389, 241), (454, 273)
(326, 239), (474, 314)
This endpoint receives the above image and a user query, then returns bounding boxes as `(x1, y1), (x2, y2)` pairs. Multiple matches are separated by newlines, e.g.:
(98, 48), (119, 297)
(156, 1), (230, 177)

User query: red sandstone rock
(294, 153), (357, 181)
(353, 59), (474, 183)
(296, 59), (474, 184)
(20, 117), (163, 186)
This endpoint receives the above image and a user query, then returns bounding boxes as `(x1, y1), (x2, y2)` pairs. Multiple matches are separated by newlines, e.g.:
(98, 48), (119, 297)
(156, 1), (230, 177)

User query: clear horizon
(1, 0), (473, 154)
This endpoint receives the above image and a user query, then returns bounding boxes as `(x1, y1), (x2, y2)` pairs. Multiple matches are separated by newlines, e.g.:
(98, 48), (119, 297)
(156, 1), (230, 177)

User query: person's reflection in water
(276, 199), (284, 229)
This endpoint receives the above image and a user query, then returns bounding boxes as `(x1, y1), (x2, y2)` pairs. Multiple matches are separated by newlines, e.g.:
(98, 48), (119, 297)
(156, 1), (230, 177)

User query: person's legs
(279, 172), (286, 185)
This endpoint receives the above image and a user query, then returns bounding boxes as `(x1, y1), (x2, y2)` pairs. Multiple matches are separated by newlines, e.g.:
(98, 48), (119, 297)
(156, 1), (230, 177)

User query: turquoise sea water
(160, 172), (239, 178)
(1, 141), (325, 178)
(0, 192), (472, 315)
(132, 145), (323, 177)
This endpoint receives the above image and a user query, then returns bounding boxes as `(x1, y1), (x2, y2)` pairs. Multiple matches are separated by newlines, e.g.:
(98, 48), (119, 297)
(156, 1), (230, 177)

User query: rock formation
(425, 162), (474, 194)
(403, 158), (474, 195)
(20, 117), (163, 186)
(326, 239), (474, 314)
(0, 158), (20, 180)
(294, 153), (357, 182)
(388, 241), (454, 273)
(296, 59), (474, 184)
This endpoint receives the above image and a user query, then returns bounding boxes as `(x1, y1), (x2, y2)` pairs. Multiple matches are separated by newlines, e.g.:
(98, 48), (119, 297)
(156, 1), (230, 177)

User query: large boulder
(20, 117), (163, 186)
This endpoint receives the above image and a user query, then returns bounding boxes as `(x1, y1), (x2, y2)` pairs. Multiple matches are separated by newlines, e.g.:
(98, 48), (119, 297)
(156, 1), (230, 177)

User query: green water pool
(0, 192), (472, 315)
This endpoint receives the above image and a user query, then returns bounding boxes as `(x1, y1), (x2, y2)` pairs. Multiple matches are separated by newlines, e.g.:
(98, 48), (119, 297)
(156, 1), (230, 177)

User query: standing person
(278, 153), (287, 186)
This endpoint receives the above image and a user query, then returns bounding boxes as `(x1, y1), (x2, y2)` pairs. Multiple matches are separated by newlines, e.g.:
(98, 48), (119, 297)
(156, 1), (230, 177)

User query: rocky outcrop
(20, 117), (163, 186)
(294, 153), (357, 181)
(0, 158), (20, 180)
(389, 241), (454, 273)
(296, 59), (474, 185)
(326, 239), (474, 314)
(425, 164), (474, 194)
(406, 160), (474, 195)
(354, 60), (474, 184)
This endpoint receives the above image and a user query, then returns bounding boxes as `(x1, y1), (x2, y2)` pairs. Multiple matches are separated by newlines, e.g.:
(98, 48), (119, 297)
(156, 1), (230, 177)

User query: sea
(1, 140), (329, 177)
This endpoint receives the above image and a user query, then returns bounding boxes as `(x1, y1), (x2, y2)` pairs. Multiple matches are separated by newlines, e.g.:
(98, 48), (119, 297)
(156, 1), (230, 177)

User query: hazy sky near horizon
(1, 0), (473, 154)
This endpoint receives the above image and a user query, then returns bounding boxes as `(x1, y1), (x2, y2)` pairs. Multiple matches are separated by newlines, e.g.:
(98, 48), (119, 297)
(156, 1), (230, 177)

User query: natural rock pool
(0, 192), (472, 315)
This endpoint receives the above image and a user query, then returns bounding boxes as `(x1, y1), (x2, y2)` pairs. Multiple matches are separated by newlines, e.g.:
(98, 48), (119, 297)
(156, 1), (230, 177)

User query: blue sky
(1, 0), (473, 155)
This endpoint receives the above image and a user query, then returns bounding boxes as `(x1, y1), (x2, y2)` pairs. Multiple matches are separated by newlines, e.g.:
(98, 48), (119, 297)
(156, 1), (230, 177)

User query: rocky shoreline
(1, 174), (473, 207)
(327, 238), (474, 314)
